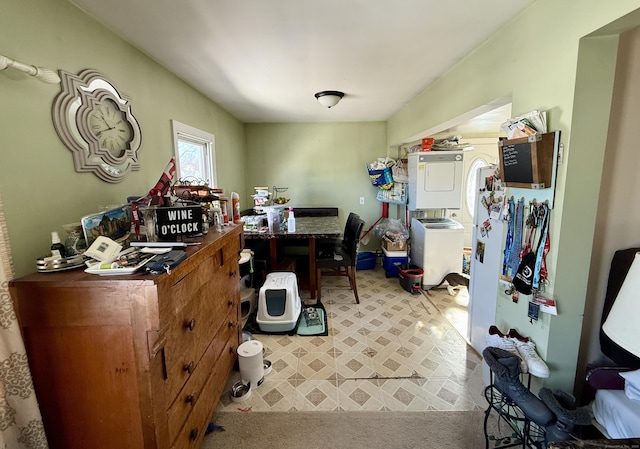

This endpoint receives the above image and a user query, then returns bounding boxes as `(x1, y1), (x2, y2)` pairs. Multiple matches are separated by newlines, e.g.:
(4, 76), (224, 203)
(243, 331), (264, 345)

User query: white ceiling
(68, 0), (532, 127)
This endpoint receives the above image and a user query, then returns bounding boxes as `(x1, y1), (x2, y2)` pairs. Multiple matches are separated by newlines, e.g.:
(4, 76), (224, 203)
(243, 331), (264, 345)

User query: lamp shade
(315, 91), (344, 108)
(603, 252), (640, 358)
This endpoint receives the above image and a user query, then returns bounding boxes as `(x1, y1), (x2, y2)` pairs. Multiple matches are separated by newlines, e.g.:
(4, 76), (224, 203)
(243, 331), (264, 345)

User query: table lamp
(602, 252), (640, 359)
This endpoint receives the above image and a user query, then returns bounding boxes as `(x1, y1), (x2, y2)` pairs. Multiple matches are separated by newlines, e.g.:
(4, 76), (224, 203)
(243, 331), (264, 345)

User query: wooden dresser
(9, 226), (244, 449)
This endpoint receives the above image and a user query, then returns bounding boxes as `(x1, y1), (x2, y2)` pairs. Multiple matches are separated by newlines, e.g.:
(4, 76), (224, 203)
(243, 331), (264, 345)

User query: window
(466, 158), (489, 218)
(172, 120), (216, 186)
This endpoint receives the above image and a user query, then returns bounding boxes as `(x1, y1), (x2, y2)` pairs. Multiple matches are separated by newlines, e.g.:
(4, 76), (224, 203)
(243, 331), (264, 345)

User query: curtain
(0, 194), (48, 448)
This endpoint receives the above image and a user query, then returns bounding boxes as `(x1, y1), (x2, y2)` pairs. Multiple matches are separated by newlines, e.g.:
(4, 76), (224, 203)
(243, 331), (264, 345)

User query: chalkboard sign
(501, 142), (534, 184)
(498, 131), (559, 189)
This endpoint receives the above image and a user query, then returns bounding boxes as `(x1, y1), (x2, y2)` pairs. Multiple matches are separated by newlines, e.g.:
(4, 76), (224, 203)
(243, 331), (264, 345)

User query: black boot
(483, 346), (554, 427)
(539, 388), (592, 443)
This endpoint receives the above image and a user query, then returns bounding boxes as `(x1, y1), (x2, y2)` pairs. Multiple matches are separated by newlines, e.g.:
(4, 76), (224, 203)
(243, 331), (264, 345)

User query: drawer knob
(185, 393), (197, 404)
(229, 270), (236, 277)
(227, 300), (234, 306)
(189, 428), (199, 441)
(228, 321), (234, 328)
(183, 361), (195, 375)
(183, 318), (196, 331)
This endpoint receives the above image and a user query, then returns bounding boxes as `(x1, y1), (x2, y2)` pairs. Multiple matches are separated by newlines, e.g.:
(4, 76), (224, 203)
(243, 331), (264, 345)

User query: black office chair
(316, 216), (365, 304)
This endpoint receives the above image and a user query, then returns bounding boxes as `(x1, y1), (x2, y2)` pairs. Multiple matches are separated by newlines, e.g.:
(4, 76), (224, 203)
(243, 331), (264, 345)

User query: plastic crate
(356, 251), (377, 270)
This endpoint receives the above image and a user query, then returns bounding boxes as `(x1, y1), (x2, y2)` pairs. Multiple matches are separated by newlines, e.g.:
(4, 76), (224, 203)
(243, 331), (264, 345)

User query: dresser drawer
(160, 256), (215, 324)
(221, 235), (241, 264)
(169, 330), (238, 449)
(164, 304), (239, 408)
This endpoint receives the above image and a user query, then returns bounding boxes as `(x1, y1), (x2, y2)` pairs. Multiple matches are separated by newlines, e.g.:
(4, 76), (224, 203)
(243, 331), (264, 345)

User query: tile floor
(216, 265), (486, 413)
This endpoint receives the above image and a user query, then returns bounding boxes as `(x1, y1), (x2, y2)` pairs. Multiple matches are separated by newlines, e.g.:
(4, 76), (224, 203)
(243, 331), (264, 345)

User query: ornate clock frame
(52, 69), (142, 183)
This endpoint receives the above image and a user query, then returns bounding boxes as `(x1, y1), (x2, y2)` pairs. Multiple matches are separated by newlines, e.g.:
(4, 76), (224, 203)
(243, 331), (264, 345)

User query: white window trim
(171, 120), (217, 186)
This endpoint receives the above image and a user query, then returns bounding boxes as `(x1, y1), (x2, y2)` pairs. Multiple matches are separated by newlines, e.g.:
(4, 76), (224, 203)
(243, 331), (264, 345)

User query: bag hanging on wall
(391, 159), (409, 183)
(513, 250), (536, 295)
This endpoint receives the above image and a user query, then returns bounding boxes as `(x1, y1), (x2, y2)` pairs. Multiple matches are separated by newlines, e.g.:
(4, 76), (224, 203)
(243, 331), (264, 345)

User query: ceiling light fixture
(0, 54), (60, 84)
(315, 90), (344, 108)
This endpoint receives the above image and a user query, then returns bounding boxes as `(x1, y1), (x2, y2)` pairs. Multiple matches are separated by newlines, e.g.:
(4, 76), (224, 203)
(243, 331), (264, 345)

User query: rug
(201, 410), (502, 449)
(242, 302), (328, 337)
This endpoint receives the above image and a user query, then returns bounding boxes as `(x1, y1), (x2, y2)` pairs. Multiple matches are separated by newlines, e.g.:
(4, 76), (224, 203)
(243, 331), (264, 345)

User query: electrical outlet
(359, 196), (365, 205)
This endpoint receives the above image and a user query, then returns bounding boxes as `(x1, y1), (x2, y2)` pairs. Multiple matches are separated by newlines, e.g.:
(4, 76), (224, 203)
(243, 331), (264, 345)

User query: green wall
(388, 1), (640, 390)
(1, 0), (246, 277)
(5, 0), (640, 392)
(245, 122), (387, 240)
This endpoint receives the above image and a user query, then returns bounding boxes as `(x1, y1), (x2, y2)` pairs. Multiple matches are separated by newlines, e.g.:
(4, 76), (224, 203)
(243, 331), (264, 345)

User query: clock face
(89, 99), (134, 156)
(52, 69), (142, 183)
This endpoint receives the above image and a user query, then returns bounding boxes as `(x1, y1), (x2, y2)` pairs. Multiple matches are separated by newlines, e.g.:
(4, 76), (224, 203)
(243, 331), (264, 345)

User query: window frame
(171, 120), (217, 186)
(465, 157), (489, 219)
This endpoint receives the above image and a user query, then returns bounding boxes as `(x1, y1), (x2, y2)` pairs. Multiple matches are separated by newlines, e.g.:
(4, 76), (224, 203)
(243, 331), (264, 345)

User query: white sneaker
(512, 339), (549, 378)
(485, 331), (528, 374)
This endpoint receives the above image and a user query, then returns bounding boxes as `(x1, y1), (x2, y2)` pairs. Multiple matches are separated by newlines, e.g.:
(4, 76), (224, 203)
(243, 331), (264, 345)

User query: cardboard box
(382, 238), (407, 251)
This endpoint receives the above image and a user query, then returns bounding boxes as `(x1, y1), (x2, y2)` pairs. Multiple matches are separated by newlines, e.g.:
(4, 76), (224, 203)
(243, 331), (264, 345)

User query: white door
(447, 138), (499, 248)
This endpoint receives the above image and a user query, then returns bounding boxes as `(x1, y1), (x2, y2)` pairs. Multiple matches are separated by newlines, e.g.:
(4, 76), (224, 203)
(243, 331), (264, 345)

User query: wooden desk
(245, 216), (342, 299)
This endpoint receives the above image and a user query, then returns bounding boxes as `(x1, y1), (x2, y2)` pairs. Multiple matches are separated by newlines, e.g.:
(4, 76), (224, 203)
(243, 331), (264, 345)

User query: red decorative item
(130, 158), (177, 237)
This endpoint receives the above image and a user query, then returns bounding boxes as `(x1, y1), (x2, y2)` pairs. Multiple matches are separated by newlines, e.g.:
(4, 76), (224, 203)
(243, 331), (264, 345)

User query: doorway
(426, 104), (511, 343)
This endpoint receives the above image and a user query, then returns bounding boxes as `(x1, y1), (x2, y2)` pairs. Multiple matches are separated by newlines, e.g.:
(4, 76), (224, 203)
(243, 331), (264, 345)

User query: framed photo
(81, 205), (132, 247)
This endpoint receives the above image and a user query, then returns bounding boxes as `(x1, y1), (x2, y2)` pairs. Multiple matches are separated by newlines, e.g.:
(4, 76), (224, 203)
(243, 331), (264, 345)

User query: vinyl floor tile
(216, 266), (484, 413)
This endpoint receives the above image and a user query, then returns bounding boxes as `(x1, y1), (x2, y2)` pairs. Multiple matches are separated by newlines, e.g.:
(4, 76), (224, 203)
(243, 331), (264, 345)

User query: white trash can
(237, 340), (264, 389)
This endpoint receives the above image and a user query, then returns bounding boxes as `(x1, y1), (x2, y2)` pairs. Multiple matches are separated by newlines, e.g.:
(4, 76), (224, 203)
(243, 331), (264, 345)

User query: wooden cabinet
(9, 226), (244, 449)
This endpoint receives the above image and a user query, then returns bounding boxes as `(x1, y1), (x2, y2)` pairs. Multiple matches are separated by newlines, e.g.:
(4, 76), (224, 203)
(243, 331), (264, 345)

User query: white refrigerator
(467, 165), (505, 374)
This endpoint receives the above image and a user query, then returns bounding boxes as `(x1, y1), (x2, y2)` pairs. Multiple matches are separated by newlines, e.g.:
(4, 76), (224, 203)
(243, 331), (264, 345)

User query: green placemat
(297, 304), (328, 336)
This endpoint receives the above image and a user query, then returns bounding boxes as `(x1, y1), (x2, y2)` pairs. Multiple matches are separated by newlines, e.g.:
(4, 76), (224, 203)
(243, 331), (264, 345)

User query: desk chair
(292, 207), (339, 218)
(316, 216), (364, 304)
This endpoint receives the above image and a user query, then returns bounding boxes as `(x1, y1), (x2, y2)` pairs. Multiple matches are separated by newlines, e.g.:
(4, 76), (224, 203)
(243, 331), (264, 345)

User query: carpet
(201, 410), (502, 449)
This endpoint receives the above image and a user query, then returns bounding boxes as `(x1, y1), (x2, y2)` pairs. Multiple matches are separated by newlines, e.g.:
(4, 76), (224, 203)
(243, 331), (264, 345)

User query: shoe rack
(483, 373), (547, 449)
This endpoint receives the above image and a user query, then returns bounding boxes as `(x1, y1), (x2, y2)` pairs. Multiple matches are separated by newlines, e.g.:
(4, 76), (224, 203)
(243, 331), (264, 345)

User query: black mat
(242, 301), (329, 337)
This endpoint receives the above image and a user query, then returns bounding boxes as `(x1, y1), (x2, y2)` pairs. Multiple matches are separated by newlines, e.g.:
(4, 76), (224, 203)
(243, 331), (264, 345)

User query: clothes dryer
(408, 151), (464, 210)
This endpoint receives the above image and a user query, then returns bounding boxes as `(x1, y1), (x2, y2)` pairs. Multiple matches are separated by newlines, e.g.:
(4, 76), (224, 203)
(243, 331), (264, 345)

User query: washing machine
(410, 217), (464, 288)
(407, 151), (464, 210)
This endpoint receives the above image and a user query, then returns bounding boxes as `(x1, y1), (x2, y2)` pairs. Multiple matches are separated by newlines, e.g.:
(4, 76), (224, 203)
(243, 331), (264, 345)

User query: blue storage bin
(356, 251), (377, 270)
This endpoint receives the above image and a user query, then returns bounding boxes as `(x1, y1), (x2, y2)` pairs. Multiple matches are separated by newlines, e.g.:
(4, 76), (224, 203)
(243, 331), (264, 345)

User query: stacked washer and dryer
(407, 151), (465, 289)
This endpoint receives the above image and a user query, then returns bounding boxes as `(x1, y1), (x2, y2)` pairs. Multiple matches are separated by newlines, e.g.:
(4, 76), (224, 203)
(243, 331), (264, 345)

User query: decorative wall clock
(52, 69), (142, 183)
